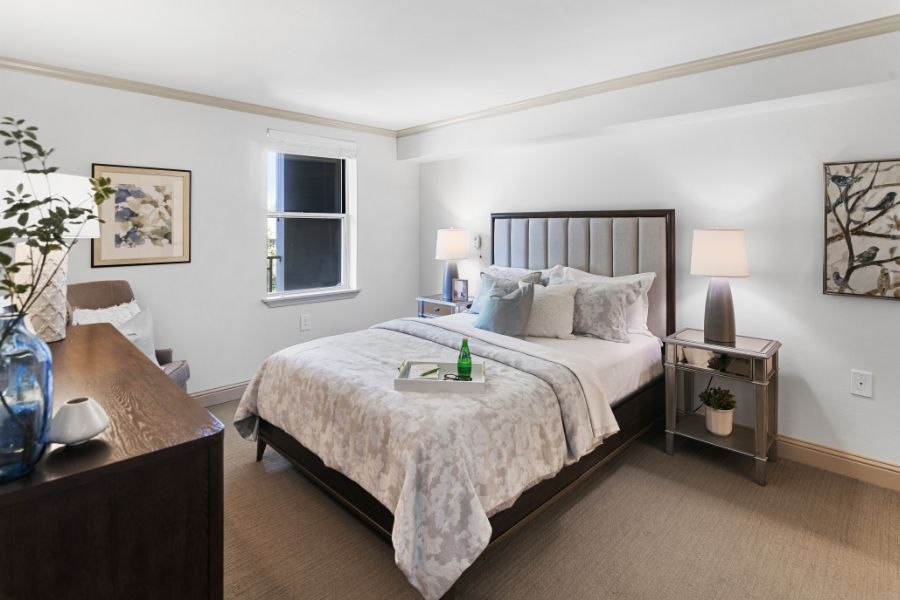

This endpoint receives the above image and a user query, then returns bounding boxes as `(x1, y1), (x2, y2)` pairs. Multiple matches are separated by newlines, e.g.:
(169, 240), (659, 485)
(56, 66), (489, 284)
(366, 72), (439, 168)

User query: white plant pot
(705, 407), (734, 437)
(49, 397), (110, 446)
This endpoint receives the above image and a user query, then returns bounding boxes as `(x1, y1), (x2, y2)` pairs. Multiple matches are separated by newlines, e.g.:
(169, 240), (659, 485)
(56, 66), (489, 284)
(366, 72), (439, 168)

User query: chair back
(67, 280), (135, 311)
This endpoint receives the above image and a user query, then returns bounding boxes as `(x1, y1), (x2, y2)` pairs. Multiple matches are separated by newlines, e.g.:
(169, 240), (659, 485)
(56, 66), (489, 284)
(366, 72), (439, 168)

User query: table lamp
(690, 229), (749, 345)
(435, 228), (468, 301)
(0, 170), (99, 342)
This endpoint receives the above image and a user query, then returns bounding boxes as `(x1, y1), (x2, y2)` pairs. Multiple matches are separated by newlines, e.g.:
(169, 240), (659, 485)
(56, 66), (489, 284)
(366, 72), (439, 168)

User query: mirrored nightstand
(663, 328), (781, 485)
(416, 294), (471, 318)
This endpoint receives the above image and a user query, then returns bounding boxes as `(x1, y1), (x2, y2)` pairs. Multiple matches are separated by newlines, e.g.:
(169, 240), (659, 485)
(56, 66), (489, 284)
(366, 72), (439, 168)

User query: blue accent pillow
(473, 283), (535, 338)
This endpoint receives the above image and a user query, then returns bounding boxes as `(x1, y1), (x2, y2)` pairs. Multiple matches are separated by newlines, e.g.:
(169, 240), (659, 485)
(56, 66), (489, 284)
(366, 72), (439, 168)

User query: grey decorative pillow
(469, 270), (541, 314)
(572, 281), (640, 343)
(473, 283), (535, 338)
(548, 266), (655, 336)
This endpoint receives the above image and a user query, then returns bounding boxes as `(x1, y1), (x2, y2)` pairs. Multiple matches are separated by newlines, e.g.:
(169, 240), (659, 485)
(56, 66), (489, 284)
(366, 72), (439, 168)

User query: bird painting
(830, 174), (861, 187)
(832, 271), (854, 291)
(826, 160), (900, 298)
(855, 246), (879, 265)
(826, 196), (846, 213)
(875, 268), (892, 295)
(864, 191), (897, 212)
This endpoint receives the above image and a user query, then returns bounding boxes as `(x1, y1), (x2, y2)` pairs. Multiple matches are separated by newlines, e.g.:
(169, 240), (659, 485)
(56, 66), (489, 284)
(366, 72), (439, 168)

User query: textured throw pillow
(483, 265), (553, 285)
(473, 283), (535, 338)
(571, 281), (641, 343)
(518, 281), (577, 339)
(118, 309), (159, 364)
(548, 266), (655, 336)
(71, 300), (142, 327)
(469, 270), (541, 314)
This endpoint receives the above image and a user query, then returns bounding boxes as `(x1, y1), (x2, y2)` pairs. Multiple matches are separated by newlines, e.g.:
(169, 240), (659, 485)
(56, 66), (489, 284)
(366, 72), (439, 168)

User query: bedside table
(416, 294), (471, 318)
(663, 328), (781, 485)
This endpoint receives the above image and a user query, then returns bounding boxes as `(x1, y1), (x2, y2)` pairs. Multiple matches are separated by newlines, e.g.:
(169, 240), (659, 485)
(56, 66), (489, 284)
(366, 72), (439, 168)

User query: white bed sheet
(440, 312), (663, 407)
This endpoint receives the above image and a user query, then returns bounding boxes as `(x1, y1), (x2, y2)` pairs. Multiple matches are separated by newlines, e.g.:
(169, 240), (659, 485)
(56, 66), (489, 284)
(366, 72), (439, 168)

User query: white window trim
(262, 136), (358, 307)
(262, 286), (362, 307)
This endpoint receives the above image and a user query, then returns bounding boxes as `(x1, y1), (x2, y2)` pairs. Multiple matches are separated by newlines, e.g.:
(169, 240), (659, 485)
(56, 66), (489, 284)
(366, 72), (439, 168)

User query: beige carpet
(210, 401), (900, 600)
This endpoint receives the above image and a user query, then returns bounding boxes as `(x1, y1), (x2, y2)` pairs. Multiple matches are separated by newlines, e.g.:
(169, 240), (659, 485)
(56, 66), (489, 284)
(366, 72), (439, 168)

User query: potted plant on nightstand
(699, 383), (736, 436)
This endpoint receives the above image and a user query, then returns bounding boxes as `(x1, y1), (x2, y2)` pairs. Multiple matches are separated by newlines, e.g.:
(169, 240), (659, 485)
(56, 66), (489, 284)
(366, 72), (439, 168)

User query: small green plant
(699, 385), (736, 411)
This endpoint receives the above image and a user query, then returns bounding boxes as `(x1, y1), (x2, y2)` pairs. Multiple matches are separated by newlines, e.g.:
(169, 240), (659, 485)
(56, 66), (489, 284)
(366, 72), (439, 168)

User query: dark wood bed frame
(255, 208), (676, 559)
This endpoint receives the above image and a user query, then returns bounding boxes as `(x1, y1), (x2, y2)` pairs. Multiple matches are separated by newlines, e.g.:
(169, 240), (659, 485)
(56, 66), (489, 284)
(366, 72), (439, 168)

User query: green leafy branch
(0, 117), (114, 450)
(0, 116), (114, 315)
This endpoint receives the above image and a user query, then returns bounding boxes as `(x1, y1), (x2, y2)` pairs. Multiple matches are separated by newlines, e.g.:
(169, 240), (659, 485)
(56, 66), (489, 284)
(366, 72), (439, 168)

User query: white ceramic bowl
(49, 397), (110, 446)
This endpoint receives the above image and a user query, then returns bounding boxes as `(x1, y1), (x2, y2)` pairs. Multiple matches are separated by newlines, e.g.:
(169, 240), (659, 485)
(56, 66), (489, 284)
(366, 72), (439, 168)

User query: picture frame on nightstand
(451, 278), (468, 303)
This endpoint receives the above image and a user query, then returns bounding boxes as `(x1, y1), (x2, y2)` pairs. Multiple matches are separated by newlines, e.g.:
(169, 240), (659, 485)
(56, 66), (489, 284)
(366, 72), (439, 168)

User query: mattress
(439, 312), (663, 407)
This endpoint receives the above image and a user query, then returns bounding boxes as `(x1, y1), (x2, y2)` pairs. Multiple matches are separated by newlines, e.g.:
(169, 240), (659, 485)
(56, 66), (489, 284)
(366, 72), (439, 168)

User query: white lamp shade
(0, 170), (99, 239)
(690, 229), (749, 277)
(435, 228), (468, 260)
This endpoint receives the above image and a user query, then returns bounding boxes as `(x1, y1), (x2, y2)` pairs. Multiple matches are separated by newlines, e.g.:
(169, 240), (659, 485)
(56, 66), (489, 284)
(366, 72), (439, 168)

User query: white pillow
(71, 300), (142, 327)
(72, 301), (158, 365)
(118, 309), (159, 365)
(518, 282), (577, 339)
(548, 266), (655, 336)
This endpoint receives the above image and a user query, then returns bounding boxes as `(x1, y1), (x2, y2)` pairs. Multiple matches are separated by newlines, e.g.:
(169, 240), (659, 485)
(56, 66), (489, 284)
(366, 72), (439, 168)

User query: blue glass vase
(0, 314), (53, 482)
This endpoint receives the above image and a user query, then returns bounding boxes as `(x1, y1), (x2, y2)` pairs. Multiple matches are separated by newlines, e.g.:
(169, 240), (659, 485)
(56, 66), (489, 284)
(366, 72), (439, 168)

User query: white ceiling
(4, 1), (899, 131)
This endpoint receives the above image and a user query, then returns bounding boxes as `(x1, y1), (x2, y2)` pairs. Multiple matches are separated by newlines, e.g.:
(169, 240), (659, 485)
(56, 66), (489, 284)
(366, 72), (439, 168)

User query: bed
(235, 209), (675, 599)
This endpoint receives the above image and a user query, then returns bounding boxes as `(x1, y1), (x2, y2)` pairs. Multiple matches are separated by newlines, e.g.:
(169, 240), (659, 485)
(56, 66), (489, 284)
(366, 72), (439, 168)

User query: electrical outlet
(850, 369), (873, 398)
(300, 314), (312, 332)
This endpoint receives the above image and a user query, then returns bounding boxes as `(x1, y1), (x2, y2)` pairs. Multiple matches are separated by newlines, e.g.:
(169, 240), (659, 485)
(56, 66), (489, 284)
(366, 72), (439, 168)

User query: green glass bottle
(457, 338), (472, 379)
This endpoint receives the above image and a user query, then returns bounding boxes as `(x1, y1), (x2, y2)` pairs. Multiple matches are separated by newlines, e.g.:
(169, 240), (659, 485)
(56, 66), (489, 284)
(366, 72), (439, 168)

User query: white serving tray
(394, 360), (486, 393)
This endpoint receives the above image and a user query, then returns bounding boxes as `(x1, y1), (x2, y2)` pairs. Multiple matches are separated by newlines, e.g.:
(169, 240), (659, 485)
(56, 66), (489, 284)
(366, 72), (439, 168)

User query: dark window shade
(280, 218), (342, 290)
(279, 155), (343, 213)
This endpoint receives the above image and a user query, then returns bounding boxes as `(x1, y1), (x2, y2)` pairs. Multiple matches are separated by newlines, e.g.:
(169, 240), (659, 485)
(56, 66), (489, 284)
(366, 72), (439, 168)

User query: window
(264, 130), (358, 306)
(267, 152), (347, 294)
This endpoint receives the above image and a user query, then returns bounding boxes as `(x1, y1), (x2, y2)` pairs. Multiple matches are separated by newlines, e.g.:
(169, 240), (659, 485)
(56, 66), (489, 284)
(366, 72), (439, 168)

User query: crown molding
(4, 14), (899, 141)
(397, 13), (900, 138)
(0, 56), (397, 138)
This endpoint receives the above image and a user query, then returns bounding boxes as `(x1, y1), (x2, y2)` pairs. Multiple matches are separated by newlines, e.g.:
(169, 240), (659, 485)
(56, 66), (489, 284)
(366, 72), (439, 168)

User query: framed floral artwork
(824, 159), (900, 299)
(91, 164), (191, 267)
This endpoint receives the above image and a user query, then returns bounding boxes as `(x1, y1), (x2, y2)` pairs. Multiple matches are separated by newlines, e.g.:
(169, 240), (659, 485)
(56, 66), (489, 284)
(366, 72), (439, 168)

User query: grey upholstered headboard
(491, 211), (675, 338)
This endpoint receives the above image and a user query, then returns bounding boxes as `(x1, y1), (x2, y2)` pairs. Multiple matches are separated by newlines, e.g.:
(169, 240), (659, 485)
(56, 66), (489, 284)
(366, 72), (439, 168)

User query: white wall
(419, 92), (900, 464)
(1, 69), (419, 393)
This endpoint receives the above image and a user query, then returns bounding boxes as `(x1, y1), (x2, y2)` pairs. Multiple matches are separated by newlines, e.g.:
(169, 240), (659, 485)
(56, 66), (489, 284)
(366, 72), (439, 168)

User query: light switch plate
(850, 369), (873, 398)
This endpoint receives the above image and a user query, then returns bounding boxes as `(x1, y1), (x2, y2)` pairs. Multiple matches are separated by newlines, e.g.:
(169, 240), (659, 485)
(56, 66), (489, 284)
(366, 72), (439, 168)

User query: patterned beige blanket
(235, 317), (619, 599)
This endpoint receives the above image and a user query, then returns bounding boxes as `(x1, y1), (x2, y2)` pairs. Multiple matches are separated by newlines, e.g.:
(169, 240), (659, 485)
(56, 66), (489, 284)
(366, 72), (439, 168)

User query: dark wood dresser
(0, 324), (224, 600)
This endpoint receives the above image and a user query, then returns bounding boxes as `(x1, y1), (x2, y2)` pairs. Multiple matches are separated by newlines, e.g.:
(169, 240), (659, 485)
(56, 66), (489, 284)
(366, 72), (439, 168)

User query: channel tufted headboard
(491, 210), (675, 338)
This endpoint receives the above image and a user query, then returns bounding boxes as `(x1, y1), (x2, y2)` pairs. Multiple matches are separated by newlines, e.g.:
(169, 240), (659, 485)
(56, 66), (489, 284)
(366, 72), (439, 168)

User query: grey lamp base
(442, 260), (458, 301)
(704, 278), (736, 345)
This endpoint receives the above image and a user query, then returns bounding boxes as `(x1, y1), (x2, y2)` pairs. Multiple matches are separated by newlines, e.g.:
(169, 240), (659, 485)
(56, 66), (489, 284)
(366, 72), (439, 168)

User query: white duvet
(235, 316), (659, 599)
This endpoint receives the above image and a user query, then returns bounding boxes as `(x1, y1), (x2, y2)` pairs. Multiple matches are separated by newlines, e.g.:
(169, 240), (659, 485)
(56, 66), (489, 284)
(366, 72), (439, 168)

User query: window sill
(262, 288), (362, 307)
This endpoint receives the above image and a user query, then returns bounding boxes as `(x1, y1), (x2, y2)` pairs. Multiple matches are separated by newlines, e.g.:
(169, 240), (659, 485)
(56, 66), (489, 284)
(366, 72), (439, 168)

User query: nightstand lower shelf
(671, 413), (776, 459)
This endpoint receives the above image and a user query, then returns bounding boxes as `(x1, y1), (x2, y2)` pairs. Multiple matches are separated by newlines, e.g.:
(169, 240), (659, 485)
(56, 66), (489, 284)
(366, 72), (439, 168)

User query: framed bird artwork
(824, 159), (900, 299)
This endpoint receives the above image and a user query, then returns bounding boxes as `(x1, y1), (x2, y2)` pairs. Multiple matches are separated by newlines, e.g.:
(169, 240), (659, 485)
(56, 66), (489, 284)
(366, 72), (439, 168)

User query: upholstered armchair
(66, 280), (190, 389)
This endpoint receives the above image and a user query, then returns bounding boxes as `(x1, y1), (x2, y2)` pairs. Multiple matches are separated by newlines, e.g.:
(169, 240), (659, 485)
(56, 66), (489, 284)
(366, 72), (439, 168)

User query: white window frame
(263, 130), (359, 307)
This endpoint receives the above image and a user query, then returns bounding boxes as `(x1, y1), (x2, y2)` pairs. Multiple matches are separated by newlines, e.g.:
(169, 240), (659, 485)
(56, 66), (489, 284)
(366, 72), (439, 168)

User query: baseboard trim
(191, 381), (249, 408)
(778, 435), (900, 492)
